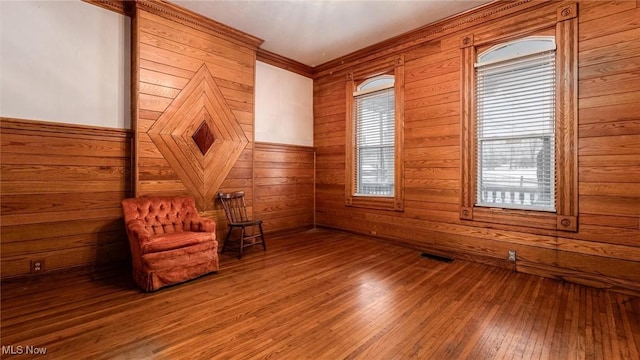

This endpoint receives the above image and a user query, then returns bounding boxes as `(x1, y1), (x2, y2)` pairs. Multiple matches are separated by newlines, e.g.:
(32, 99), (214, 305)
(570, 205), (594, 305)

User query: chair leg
(238, 227), (245, 259)
(222, 228), (233, 254)
(259, 223), (266, 251)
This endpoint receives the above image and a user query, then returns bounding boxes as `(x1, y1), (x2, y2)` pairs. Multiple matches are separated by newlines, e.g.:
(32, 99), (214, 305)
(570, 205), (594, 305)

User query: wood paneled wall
(131, 1), (317, 242)
(132, 0), (262, 217)
(0, 118), (132, 277)
(254, 143), (315, 234)
(314, 1), (640, 295)
(0, 1), (317, 278)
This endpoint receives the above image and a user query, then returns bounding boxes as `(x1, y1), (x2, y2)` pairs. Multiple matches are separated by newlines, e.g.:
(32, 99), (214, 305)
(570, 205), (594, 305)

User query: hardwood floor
(1, 229), (639, 359)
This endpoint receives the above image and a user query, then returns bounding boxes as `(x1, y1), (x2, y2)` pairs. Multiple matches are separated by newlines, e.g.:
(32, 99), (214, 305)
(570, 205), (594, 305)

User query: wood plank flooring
(1, 229), (639, 359)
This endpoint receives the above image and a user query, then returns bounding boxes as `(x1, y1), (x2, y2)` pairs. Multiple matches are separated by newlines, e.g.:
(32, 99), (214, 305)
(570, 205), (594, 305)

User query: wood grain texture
(256, 48), (313, 78)
(133, 3), (257, 212)
(314, 0), (640, 295)
(555, 10), (579, 231)
(0, 118), (132, 278)
(136, 0), (262, 50)
(344, 58), (405, 211)
(1, 229), (638, 359)
(82, 0), (130, 16)
(459, 43), (475, 221)
(457, 4), (579, 231)
(312, 0), (544, 77)
(253, 142), (315, 234)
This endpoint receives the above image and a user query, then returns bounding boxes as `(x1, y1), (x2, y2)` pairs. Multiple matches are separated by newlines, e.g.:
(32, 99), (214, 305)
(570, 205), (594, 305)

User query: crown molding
(135, 0), (263, 50)
(257, 49), (313, 78)
(313, 0), (541, 78)
(82, 0), (133, 16)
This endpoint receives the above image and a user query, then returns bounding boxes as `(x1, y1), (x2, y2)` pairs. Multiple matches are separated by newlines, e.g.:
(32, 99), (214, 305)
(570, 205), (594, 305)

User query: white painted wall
(0, 3), (312, 136)
(0, 1), (130, 129)
(255, 61), (313, 146)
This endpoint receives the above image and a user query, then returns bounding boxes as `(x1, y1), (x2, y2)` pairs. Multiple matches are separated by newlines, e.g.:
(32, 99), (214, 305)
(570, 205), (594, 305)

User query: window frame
(459, 3), (578, 232)
(345, 57), (405, 211)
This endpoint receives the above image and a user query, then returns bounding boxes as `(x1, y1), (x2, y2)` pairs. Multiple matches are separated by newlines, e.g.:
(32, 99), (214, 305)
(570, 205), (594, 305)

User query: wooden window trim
(345, 57), (405, 212)
(460, 3), (578, 232)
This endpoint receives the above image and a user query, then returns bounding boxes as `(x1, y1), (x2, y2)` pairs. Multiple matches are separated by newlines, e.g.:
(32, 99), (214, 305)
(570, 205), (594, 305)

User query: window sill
(460, 206), (577, 232)
(347, 196), (404, 212)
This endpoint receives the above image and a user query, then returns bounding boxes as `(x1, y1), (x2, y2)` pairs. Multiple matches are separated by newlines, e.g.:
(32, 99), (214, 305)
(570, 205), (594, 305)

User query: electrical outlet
(508, 250), (516, 262)
(30, 259), (45, 273)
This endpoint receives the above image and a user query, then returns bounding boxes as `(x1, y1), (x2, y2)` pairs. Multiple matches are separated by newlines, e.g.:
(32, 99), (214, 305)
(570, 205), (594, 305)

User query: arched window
(345, 60), (405, 211)
(475, 36), (556, 212)
(353, 75), (395, 197)
(459, 11), (579, 232)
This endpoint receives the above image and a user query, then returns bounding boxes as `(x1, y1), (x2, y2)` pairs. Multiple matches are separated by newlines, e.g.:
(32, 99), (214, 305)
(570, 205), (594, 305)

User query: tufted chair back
(121, 196), (201, 235)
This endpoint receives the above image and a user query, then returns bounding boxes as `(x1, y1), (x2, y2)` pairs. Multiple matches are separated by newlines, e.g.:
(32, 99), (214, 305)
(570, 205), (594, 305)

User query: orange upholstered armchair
(121, 196), (219, 292)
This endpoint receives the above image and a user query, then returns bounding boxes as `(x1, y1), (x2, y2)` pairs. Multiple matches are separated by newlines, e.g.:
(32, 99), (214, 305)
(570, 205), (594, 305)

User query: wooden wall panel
(132, 1), (318, 245)
(314, 0), (640, 295)
(0, 118), (132, 278)
(2, 1), (316, 278)
(253, 143), (315, 234)
(133, 1), (262, 212)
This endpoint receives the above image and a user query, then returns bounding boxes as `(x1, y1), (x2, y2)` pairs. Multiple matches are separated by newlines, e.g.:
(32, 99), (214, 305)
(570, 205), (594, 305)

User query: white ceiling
(173, 0), (493, 67)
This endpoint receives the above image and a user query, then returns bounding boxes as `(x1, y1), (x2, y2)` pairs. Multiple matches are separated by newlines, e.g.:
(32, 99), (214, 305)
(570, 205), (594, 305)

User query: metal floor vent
(420, 252), (453, 263)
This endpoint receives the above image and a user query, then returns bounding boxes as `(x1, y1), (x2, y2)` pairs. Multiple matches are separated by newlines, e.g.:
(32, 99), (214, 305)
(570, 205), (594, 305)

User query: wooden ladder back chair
(218, 191), (266, 259)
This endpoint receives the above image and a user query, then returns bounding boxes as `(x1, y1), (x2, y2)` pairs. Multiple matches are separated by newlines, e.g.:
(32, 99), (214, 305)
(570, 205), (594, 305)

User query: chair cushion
(141, 231), (215, 254)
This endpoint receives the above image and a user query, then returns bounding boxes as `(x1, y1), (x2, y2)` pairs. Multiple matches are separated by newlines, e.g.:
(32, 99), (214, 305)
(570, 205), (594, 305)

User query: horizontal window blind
(354, 87), (395, 196)
(476, 50), (556, 211)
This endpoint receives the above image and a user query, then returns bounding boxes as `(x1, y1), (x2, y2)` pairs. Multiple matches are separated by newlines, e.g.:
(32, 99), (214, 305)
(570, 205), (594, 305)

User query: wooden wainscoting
(314, 0), (640, 295)
(0, 118), (132, 278)
(254, 142), (315, 234)
(1, 229), (638, 359)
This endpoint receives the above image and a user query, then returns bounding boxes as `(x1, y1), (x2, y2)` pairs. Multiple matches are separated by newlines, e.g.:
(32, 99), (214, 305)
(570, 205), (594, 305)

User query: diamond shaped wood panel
(192, 121), (215, 155)
(148, 64), (249, 210)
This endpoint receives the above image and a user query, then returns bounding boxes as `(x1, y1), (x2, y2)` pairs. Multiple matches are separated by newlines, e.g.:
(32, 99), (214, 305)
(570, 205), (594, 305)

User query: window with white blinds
(353, 75), (395, 196)
(475, 37), (556, 211)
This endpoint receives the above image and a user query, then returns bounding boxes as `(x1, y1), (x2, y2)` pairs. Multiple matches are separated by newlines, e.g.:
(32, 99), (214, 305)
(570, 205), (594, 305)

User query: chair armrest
(187, 217), (216, 233)
(127, 219), (151, 241)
